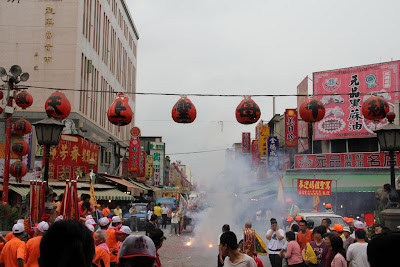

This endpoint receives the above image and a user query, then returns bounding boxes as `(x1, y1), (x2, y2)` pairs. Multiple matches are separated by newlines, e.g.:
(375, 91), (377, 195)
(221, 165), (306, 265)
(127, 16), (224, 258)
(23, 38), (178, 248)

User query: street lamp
(374, 112), (400, 187)
(1, 65), (29, 205)
(32, 107), (65, 187)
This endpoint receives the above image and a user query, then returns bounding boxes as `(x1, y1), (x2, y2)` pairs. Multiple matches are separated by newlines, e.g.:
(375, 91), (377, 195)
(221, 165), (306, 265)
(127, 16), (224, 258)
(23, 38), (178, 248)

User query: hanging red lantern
(13, 118), (32, 135)
(299, 98), (325, 122)
(361, 95), (389, 121)
(44, 91), (71, 119)
(235, 98), (261, 124)
(12, 140), (30, 156)
(10, 161), (28, 178)
(15, 91), (33, 109)
(107, 93), (133, 126)
(171, 97), (197, 123)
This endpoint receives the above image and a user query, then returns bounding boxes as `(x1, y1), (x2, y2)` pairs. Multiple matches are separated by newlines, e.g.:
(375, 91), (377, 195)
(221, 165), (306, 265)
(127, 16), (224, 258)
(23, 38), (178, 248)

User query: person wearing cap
(93, 230), (110, 267)
(118, 235), (157, 267)
(341, 226), (354, 252)
(149, 229), (166, 267)
(97, 217), (110, 232)
(94, 204), (103, 221)
(25, 221), (49, 267)
(0, 223), (26, 267)
(330, 224), (344, 238)
(285, 217), (294, 232)
(116, 226), (132, 243)
(325, 203), (334, 213)
(106, 216), (122, 267)
(4, 220), (24, 242)
(86, 224), (95, 234)
(346, 229), (369, 267)
(297, 219), (314, 251)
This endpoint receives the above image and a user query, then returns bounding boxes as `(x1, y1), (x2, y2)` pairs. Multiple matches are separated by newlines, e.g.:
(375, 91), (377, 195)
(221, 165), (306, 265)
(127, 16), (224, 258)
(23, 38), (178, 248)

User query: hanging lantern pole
(0, 65), (29, 205)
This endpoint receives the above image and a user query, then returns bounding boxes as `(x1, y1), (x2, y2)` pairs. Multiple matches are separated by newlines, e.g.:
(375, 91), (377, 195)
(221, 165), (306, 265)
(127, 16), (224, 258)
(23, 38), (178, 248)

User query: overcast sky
(127, 0), (400, 185)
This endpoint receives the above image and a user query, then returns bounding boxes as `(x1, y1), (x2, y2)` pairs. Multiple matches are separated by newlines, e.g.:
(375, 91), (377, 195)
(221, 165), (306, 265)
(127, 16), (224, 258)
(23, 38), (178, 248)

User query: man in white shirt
(346, 229), (369, 267)
(161, 204), (169, 229)
(266, 218), (285, 267)
(219, 231), (257, 267)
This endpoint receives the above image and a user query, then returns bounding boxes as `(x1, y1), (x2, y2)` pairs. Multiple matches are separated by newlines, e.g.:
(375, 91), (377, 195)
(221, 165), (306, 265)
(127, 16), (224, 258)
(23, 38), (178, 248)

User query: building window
(348, 138), (378, 152)
(331, 139), (347, 153)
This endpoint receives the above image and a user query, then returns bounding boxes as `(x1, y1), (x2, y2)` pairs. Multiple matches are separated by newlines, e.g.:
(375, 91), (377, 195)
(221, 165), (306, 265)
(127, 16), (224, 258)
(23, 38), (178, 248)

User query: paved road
(133, 228), (272, 267)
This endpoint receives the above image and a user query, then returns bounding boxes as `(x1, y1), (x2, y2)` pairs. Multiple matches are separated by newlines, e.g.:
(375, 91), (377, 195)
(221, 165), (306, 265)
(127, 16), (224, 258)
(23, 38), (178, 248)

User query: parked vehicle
(122, 203), (149, 231)
(297, 212), (348, 227)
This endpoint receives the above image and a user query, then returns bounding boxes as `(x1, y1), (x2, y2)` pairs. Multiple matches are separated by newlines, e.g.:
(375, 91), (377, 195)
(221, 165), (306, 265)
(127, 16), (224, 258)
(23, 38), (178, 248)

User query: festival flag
(313, 195), (320, 211)
(277, 177), (284, 205)
(89, 173), (97, 206)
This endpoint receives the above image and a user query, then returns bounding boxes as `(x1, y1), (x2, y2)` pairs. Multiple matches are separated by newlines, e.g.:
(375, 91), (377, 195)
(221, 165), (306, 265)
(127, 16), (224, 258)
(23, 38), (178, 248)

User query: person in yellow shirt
(113, 205), (122, 219)
(25, 221), (49, 267)
(0, 223), (26, 267)
(154, 204), (163, 228)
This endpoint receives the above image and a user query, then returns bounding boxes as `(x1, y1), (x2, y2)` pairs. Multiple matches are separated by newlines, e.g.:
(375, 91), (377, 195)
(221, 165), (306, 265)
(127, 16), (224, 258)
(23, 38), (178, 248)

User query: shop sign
(297, 179), (332, 196)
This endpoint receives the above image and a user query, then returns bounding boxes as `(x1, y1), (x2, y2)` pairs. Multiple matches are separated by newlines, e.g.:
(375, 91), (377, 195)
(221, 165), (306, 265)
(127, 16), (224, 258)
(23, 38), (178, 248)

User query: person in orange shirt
(296, 219), (314, 251)
(106, 216), (122, 267)
(0, 233), (7, 253)
(93, 231), (110, 267)
(25, 221), (49, 267)
(0, 223), (26, 267)
(102, 205), (111, 218)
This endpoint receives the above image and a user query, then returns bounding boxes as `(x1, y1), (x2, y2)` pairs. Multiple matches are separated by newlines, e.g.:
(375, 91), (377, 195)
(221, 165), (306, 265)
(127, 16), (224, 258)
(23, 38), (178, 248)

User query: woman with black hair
(302, 225), (327, 267)
(329, 235), (346, 267)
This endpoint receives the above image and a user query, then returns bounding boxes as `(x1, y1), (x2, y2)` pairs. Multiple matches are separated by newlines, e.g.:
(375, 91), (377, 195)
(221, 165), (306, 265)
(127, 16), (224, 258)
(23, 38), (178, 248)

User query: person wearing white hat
(0, 223), (25, 267)
(4, 220), (25, 241)
(341, 226), (354, 252)
(25, 221), (49, 267)
(116, 226), (132, 243)
(86, 224), (95, 233)
(85, 219), (97, 226)
(97, 217), (110, 232)
(54, 215), (63, 222)
(118, 235), (156, 267)
(106, 216), (122, 266)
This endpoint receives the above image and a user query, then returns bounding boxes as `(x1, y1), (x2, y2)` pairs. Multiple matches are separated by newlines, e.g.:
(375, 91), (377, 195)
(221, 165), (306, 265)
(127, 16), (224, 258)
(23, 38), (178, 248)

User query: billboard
(297, 179), (332, 196)
(251, 140), (260, 167)
(258, 124), (270, 157)
(285, 109), (298, 148)
(297, 76), (309, 153)
(267, 136), (279, 172)
(129, 138), (141, 172)
(294, 152), (399, 169)
(313, 61), (400, 140)
(150, 142), (165, 186)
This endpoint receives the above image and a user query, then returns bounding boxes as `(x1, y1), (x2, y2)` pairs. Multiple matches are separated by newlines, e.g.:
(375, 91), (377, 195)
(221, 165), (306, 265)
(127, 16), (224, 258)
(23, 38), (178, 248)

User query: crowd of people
(217, 215), (400, 267)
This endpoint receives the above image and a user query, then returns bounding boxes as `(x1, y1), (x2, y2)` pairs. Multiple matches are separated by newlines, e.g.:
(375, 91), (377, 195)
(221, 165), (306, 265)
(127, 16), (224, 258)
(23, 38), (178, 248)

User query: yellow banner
(145, 155), (153, 179)
(258, 124), (270, 156)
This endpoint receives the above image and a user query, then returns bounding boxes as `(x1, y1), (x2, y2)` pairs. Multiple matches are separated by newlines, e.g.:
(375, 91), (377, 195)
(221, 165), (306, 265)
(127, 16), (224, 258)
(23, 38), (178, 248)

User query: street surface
(134, 228), (272, 267)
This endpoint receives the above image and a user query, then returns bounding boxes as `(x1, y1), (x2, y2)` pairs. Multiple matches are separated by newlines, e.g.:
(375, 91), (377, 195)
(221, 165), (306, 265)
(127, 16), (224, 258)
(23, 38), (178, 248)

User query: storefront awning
(9, 184), (31, 200)
(99, 175), (144, 196)
(52, 188), (134, 201)
(127, 179), (152, 194)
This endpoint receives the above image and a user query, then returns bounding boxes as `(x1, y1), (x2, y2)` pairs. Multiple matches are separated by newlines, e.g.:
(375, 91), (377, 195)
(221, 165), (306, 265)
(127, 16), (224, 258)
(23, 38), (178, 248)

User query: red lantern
(12, 140), (30, 156)
(15, 91), (33, 109)
(13, 118), (32, 135)
(362, 96), (389, 121)
(0, 91), (3, 100)
(171, 97), (197, 123)
(10, 161), (28, 178)
(107, 93), (133, 126)
(299, 98), (325, 122)
(235, 98), (261, 124)
(45, 91), (71, 119)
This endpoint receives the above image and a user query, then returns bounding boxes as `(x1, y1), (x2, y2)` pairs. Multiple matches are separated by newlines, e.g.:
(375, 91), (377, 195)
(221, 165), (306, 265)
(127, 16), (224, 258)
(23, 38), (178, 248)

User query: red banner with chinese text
(285, 109), (298, 148)
(47, 135), (99, 180)
(297, 179), (332, 196)
(294, 152), (399, 169)
(251, 140), (260, 167)
(139, 150), (146, 177)
(242, 132), (251, 153)
(129, 138), (141, 172)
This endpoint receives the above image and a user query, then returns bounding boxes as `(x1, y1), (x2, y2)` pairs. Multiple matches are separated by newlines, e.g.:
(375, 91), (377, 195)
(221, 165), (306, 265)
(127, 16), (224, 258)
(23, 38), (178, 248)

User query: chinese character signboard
(47, 135), (99, 180)
(294, 152), (399, 169)
(267, 136), (279, 172)
(297, 179), (332, 196)
(258, 124), (270, 157)
(139, 150), (146, 177)
(285, 109), (298, 148)
(129, 138), (141, 172)
(313, 61), (400, 140)
(251, 140), (260, 167)
(150, 142), (165, 186)
(297, 76), (309, 153)
(145, 155), (153, 179)
(242, 132), (251, 153)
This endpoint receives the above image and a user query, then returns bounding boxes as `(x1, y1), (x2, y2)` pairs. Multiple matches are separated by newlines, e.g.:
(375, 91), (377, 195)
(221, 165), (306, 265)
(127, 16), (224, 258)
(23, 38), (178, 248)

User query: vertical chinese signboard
(251, 140), (260, 167)
(258, 124), (270, 157)
(297, 76), (309, 153)
(139, 150), (146, 177)
(48, 135), (99, 180)
(313, 61), (400, 140)
(297, 179), (332, 196)
(242, 132), (251, 153)
(145, 155), (153, 179)
(150, 142), (165, 186)
(129, 138), (141, 173)
(267, 136), (279, 172)
(285, 109), (298, 148)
